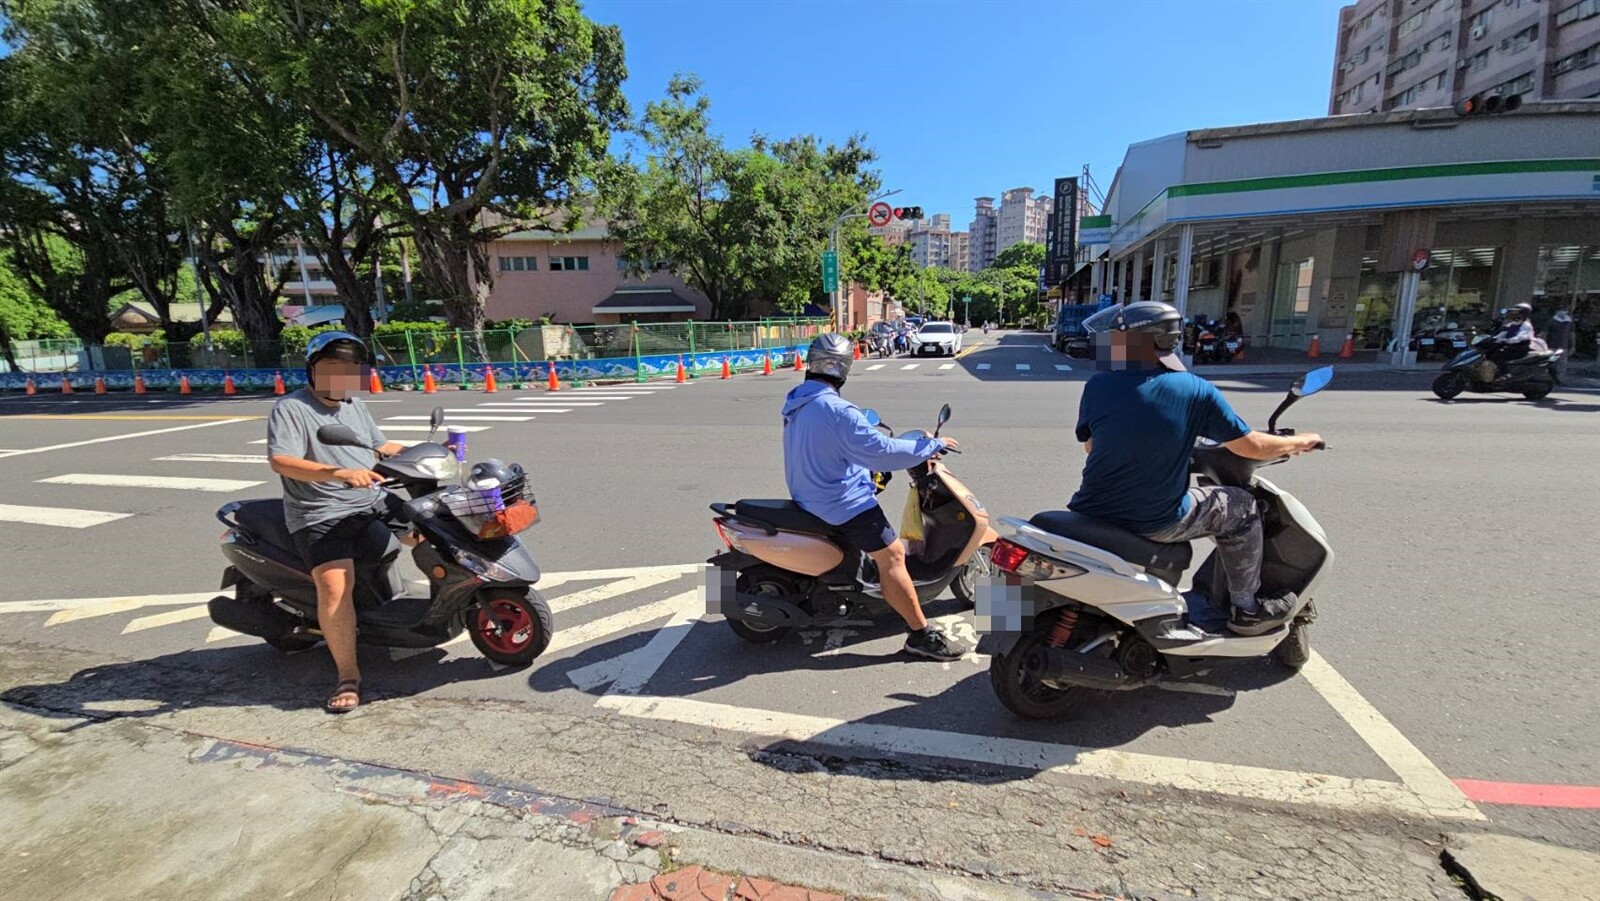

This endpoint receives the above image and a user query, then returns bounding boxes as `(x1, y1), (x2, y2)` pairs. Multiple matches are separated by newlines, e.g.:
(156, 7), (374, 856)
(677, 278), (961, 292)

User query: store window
(1534, 244), (1600, 356)
(1353, 248), (1500, 350)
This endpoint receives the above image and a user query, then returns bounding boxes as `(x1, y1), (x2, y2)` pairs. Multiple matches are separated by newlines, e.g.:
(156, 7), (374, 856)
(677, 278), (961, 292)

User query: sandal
(324, 679), (361, 714)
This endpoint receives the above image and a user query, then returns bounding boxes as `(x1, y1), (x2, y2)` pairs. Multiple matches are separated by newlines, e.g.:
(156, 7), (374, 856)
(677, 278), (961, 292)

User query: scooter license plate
(1225, 340), (1240, 351)
(1419, 338), (1434, 345)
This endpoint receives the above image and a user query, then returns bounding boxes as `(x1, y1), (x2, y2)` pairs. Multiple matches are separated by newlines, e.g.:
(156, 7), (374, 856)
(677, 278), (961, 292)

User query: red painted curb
(1454, 778), (1600, 809)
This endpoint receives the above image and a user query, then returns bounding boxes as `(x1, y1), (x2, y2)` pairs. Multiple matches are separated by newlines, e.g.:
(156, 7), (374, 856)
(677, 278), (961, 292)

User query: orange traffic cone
(721, 357), (731, 379)
(223, 374), (237, 396)
(24, 377), (37, 395)
(762, 353), (773, 376)
(94, 376), (107, 395)
(179, 375), (192, 395)
(483, 368), (498, 393)
(1306, 334), (1321, 359)
(273, 372), (286, 395)
(547, 362), (560, 392)
(423, 369), (437, 394)
(675, 356), (687, 383)
(1338, 333), (1355, 359)
(853, 343), (861, 360)
(794, 350), (804, 371)
(369, 369), (384, 393)
(60, 377), (73, 394)
(134, 373), (147, 395)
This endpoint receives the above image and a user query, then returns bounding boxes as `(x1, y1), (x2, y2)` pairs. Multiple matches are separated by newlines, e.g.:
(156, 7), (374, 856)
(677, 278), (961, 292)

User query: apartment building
(996, 188), (1053, 256)
(968, 198), (998, 271)
(908, 213), (953, 268)
(1330, 0), (1600, 115)
(950, 231), (971, 273)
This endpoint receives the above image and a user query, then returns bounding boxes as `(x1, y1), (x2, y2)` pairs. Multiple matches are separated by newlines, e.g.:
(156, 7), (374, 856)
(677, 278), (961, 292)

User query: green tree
(991, 241), (1046, 272)
(0, 251), (70, 371)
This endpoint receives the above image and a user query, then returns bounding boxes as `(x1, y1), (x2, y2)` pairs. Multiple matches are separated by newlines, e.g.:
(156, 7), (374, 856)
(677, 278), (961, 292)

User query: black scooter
(1431, 335), (1562, 401)
(208, 408), (554, 666)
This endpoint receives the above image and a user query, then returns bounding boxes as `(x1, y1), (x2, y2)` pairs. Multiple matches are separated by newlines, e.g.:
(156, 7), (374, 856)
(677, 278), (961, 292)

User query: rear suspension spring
(1047, 609), (1079, 648)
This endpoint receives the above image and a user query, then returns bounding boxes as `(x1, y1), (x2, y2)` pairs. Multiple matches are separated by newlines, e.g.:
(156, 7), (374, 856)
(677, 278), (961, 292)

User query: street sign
(867, 202), (893, 227)
(822, 250), (839, 293)
(1411, 249), (1430, 271)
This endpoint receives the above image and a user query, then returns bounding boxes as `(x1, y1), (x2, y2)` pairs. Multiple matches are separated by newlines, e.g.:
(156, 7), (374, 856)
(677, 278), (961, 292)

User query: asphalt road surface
(3, 330), (1598, 862)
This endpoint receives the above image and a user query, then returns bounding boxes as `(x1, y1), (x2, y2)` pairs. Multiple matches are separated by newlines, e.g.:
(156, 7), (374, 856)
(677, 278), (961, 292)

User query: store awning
(593, 287), (698, 315)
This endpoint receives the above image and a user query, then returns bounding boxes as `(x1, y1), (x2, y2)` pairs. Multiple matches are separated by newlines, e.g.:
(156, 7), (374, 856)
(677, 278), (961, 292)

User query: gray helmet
(805, 333), (854, 381)
(1108, 301), (1185, 370)
(1508, 302), (1533, 320)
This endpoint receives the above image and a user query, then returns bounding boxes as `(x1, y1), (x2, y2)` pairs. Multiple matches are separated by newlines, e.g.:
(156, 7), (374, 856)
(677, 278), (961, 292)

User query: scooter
(207, 408), (554, 666)
(708, 404), (998, 643)
(976, 367), (1335, 719)
(1431, 335), (1561, 401)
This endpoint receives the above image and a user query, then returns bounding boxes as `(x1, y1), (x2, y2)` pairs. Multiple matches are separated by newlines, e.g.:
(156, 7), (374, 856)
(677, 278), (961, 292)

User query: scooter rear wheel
(990, 633), (1078, 720)
(1522, 383), (1553, 401)
(469, 588), (554, 667)
(727, 571), (799, 644)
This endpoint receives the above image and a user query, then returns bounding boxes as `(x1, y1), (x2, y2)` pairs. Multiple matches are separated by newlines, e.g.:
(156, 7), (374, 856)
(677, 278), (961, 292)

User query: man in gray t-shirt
(266, 332), (407, 712)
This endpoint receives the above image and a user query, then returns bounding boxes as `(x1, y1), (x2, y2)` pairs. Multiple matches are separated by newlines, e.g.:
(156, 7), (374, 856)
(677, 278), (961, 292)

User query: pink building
(484, 225), (712, 325)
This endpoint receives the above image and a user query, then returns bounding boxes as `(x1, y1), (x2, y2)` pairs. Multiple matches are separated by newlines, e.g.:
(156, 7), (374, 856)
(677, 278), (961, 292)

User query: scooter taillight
(990, 539), (1030, 573)
(713, 519), (744, 552)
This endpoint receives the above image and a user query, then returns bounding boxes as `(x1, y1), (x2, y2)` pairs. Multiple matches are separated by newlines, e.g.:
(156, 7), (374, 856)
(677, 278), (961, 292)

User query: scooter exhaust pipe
(207, 594), (301, 640)
(1022, 645), (1155, 691)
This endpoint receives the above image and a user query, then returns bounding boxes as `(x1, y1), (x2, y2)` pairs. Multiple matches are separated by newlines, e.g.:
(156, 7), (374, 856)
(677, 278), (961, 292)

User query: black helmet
(1109, 301), (1185, 370)
(304, 330), (370, 389)
(805, 333), (854, 382)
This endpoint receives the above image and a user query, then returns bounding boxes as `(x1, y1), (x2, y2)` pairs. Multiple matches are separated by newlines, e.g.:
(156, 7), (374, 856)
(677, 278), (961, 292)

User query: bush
(279, 324), (342, 359)
(105, 332), (155, 350)
(189, 328), (247, 356)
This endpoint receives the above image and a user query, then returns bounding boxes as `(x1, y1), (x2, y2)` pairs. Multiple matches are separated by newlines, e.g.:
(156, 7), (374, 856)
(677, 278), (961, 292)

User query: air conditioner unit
(1499, 38), (1511, 50)
(1471, 25), (1487, 39)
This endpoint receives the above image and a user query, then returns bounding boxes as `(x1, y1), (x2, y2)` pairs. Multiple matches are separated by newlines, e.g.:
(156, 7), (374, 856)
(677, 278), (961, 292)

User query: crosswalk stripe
(382, 425), (489, 433)
(571, 386), (672, 392)
(547, 571), (689, 613)
(865, 364), (886, 371)
(386, 415), (531, 422)
(471, 403), (604, 408)
(38, 473), (263, 492)
(518, 395), (633, 400)
(464, 406), (572, 413)
(206, 625), (244, 643)
(552, 590), (700, 669)
(1055, 364), (1073, 371)
(976, 363), (991, 371)
(0, 503), (132, 529)
(938, 363), (956, 370)
(122, 604), (212, 634)
(37, 592), (221, 626)
(155, 453), (269, 464)
(900, 364), (920, 370)
(1016, 363), (1031, 371)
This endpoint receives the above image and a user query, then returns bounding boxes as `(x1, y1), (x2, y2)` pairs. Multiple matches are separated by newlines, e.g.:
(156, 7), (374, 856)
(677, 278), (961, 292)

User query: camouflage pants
(1141, 486), (1262, 608)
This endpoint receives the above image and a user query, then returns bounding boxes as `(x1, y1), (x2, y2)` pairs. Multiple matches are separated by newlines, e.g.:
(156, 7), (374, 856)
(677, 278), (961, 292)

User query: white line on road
(595, 693), (1470, 820)
(865, 364), (886, 371)
(900, 364), (920, 370)
(547, 571), (691, 613)
(24, 592), (222, 625)
(538, 564), (701, 588)
(205, 625), (243, 643)
(386, 415), (531, 422)
(382, 425), (490, 433)
(457, 407), (571, 413)
(600, 602), (703, 697)
(1015, 363), (1031, 371)
(122, 604), (213, 635)
(39, 473), (264, 492)
(1300, 650), (1483, 820)
(564, 592), (705, 690)
(155, 453), (269, 464)
(474, 402), (606, 408)
(1054, 364), (1073, 371)
(0, 503), (133, 529)
(975, 363), (991, 371)
(0, 418), (253, 460)
(938, 363), (956, 370)
(571, 386), (673, 392)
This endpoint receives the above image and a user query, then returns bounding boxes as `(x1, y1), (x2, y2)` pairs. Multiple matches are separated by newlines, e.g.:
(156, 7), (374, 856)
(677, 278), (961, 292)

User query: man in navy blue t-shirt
(1070, 302), (1321, 634)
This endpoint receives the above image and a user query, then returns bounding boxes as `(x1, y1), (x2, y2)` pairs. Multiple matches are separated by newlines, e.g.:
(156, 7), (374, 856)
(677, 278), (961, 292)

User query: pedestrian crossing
(857, 361), (1070, 375)
(0, 382), (693, 532)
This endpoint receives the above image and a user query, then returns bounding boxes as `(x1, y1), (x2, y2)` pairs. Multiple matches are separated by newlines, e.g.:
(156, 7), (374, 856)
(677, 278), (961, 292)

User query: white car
(913, 321), (963, 357)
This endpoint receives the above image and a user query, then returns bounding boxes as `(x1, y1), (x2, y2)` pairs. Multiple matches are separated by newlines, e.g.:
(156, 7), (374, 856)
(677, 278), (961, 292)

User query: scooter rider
(1489, 302), (1535, 373)
(266, 331), (410, 712)
(782, 333), (965, 660)
(1070, 302), (1322, 635)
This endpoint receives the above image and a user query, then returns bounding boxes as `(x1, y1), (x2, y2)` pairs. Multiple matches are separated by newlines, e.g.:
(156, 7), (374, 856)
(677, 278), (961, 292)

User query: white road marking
(0, 418), (253, 460)
(572, 386), (673, 392)
(459, 406), (571, 413)
(538, 564), (701, 588)
(472, 403), (605, 408)
(39, 473), (263, 492)
(386, 415), (531, 422)
(865, 364), (886, 371)
(439, 566), (698, 648)
(205, 626), (244, 643)
(976, 363), (991, 371)
(547, 571), (691, 613)
(938, 363), (956, 370)
(900, 364), (920, 370)
(595, 694), (1470, 820)
(122, 604), (212, 634)
(563, 592), (707, 690)
(1015, 363), (1031, 371)
(382, 425), (489, 433)
(1300, 650), (1483, 820)
(0, 503), (132, 529)
(554, 590), (699, 657)
(29, 592), (222, 625)
(155, 453), (269, 464)
(600, 600), (703, 696)
(1054, 364), (1073, 371)
(248, 439), (267, 445)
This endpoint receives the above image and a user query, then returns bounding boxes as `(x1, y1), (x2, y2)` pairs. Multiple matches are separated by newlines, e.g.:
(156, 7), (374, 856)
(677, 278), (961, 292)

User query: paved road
(2, 330), (1598, 869)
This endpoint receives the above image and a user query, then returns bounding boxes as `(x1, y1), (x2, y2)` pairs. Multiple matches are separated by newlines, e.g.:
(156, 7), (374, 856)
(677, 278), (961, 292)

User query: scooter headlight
(415, 456), (456, 480)
(455, 548), (520, 582)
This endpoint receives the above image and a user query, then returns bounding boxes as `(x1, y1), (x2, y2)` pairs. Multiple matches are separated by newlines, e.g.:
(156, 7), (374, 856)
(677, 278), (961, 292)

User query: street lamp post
(827, 188), (901, 334)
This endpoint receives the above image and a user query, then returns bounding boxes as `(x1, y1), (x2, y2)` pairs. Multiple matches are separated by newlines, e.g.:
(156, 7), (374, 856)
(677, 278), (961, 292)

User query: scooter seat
(1028, 511), (1192, 585)
(732, 500), (832, 536)
(232, 498), (297, 552)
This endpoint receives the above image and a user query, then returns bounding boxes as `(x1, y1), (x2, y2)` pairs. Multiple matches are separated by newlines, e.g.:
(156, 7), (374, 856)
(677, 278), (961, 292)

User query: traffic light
(1454, 93), (1522, 117)
(893, 206), (924, 221)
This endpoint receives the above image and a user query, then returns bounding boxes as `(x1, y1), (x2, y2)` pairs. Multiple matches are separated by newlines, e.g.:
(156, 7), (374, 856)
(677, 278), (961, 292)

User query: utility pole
(828, 188), (902, 333)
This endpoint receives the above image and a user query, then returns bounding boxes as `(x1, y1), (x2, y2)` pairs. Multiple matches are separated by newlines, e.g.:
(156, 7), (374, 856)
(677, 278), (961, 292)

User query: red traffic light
(1455, 93), (1522, 117)
(892, 206), (924, 221)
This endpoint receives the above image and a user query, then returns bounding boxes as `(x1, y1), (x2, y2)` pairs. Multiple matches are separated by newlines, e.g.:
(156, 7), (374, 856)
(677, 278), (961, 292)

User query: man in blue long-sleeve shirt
(782, 333), (964, 660)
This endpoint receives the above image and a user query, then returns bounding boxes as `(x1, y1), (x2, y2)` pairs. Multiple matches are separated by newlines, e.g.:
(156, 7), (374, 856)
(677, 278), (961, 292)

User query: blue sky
(587, 0), (1349, 224)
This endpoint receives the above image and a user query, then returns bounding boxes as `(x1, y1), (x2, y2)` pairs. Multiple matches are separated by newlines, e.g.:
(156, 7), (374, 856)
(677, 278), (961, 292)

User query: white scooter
(976, 366), (1335, 719)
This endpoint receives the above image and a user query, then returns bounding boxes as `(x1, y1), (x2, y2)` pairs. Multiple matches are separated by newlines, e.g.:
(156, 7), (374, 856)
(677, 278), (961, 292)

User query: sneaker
(903, 625), (965, 661)
(1228, 594), (1297, 636)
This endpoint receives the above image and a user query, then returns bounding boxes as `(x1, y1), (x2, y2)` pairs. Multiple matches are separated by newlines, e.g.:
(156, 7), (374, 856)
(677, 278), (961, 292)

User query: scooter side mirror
(317, 423), (368, 448)
(430, 406), (445, 430)
(1292, 366), (1334, 397)
(934, 403), (951, 438)
(863, 409), (881, 427)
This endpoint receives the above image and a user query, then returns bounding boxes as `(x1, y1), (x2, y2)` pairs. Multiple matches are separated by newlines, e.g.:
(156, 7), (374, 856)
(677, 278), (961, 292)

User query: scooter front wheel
(469, 588), (554, 667)
(950, 544), (993, 609)
(1432, 371), (1466, 400)
(990, 633), (1078, 720)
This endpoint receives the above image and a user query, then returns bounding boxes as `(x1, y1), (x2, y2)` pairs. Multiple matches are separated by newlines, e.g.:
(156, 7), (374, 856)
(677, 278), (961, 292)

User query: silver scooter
(976, 367), (1334, 719)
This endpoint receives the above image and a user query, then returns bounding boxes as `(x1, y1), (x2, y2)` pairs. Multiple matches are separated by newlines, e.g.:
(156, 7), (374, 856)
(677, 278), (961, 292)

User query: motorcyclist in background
(1488, 302), (1535, 374)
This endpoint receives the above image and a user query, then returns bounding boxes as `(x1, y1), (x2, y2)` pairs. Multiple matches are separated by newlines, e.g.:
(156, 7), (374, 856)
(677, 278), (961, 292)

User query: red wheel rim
(476, 599), (535, 654)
